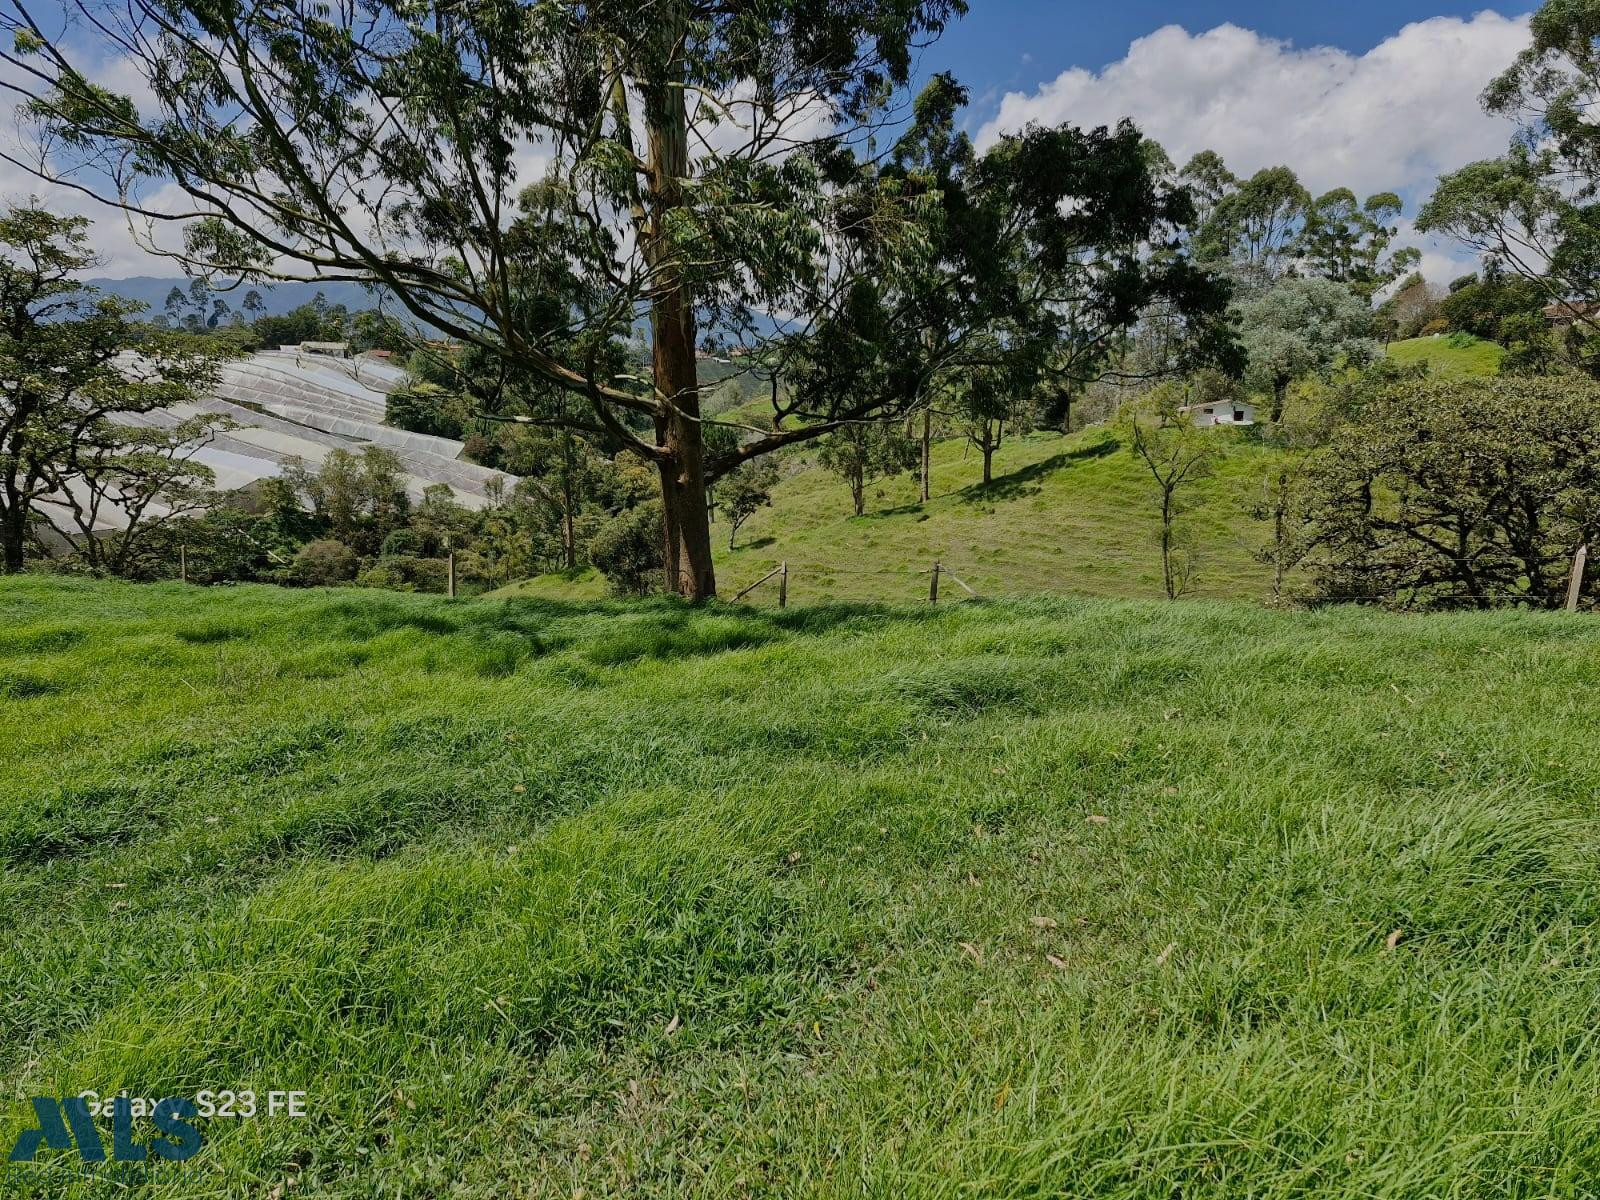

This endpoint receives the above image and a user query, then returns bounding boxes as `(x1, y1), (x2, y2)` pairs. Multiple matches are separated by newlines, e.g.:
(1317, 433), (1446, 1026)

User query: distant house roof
(1543, 300), (1600, 322)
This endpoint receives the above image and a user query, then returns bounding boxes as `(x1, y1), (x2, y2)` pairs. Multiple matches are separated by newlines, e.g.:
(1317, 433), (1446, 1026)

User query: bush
(380, 528), (422, 557)
(1299, 375), (1600, 609)
(586, 501), (664, 596)
(291, 539), (360, 587)
(385, 383), (463, 439)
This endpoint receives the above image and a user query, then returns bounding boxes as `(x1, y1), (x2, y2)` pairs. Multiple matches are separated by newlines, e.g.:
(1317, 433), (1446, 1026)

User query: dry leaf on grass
(1385, 929), (1404, 951)
(664, 1014), (681, 1035)
(1155, 942), (1176, 967)
(1086, 815), (1110, 826)
(960, 942), (984, 964)
(1030, 916), (1059, 929)
(1045, 954), (1070, 972)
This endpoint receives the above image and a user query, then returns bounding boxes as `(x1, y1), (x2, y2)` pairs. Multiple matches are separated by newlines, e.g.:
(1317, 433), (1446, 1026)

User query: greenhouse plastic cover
(89, 349), (519, 516)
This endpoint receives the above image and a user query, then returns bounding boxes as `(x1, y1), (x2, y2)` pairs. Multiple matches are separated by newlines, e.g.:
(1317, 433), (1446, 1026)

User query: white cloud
(976, 13), (1533, 282)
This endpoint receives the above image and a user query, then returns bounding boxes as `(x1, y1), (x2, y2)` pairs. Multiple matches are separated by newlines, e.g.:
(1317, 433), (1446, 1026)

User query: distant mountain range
(83, 277), (382, 316)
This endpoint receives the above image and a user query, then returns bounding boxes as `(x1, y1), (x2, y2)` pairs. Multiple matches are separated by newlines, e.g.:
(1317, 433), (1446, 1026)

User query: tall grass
(2, 576), (1598, 1197)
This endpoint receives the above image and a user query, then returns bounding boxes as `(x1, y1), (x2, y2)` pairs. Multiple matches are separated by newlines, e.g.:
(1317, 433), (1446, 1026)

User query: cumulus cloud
(976, 13), (1533, 280)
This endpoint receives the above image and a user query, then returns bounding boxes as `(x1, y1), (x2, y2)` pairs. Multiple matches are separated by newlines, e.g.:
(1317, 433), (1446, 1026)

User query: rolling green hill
(501, 334), (1504, 611)
(499, 427), (1287, 607)
(1383, 333), (1505, 377)
(3, 577), (1599, 1196)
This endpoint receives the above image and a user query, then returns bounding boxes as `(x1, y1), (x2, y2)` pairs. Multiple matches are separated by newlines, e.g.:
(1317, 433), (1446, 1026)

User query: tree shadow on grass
(958, 435), (1120, 502)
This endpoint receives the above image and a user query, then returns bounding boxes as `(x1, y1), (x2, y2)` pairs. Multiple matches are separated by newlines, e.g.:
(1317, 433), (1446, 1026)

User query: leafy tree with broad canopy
(1297, 374), (1600, 610)
(2, 0), (1234, 596)
(1238, 277), (1380, 421)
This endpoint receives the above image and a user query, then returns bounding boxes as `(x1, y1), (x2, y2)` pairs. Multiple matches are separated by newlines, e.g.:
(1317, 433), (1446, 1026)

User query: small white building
(1179, 398), (1257, 428)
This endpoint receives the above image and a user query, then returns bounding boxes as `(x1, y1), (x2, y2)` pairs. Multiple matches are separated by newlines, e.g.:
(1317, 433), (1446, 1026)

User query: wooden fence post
(448, 550), (457, 599)
(179, 544), (188, 584)
(929, 561), (940, 606)
(779, 562), (788, 609)
(1568, 544), (1589, 613)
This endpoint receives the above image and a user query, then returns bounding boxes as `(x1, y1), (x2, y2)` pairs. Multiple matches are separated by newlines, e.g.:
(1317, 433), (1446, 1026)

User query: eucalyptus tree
(774, 78), (1238, 500)
(2, 0), (966, 599)
(1295, 189), (1418, 300)
(1194, 166), (1311, 283)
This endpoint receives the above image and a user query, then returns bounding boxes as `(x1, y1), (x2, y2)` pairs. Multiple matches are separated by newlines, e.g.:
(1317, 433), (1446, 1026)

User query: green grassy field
(498, 427), (1285, 608)
(3, 576), (1599, 1197)
(1384, 334), (1505, 378)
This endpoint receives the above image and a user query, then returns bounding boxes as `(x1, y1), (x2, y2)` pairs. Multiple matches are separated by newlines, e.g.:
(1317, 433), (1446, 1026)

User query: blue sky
(937, 2), (1531, 93)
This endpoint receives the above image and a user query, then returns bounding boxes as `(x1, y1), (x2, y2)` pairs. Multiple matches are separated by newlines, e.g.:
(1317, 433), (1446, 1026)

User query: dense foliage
(1295, 374), (1600, 609)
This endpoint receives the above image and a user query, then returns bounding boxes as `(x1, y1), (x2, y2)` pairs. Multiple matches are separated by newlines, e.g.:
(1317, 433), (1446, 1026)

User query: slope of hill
(498, 427), (1282, 607)
(1384, 333), (1505, 377)
(717, 427), (1282, 606)
(3, 577), (1598, 1196)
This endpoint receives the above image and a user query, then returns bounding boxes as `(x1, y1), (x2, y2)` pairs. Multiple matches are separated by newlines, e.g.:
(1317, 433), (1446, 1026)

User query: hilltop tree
(1179, 151), (1239, 231)
(1195, 166), (1311, 281)
(1295, 189), (1419, 300)
(1239, 276), (1380, 420)
(0, 206), (225, 574)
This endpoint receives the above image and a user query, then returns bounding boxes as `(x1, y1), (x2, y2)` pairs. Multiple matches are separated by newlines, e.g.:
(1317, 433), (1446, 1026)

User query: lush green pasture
(497, 427), (1284, 607)
(1384, 334), (1505, 378)
(3, 577), (1599, 1197)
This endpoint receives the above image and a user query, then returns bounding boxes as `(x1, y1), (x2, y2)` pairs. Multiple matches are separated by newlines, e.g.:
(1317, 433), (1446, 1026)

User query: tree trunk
(656, 403), (715, 600)
(644, 9), (715, 600)
(850, 463), (865, 518)
(1160, 487), (1176, 600)
(560, 429), (577, 570)
(981, 421), (996, 485)
(0, 504), (24, 573)
(919, 408), (932, 503)
(1271, 377), (1290, 423)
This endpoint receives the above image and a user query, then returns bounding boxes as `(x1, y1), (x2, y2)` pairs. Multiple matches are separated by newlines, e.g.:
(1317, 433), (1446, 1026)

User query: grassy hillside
(504, 334), (1501, 610)
(1384, 333), (1505, 377)
(501, 427), (1285, 606)
(724, 428), (1282, 606)
(4, 577), (1600, 1197)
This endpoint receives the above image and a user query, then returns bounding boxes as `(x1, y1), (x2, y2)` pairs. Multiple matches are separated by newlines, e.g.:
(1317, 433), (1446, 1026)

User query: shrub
(385, 383), (463, 439)
(587, 501), (664, 596)
(291, 539), (360, 587)
(380, 528), (422, 558)
(1299, 376), (1600, 609)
